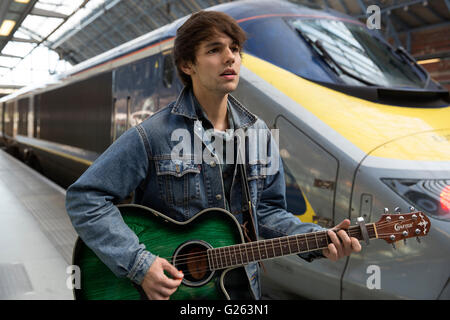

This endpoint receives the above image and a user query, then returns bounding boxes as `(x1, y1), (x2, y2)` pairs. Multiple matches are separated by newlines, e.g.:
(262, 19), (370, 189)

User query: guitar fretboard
(207, 224), (377, 270)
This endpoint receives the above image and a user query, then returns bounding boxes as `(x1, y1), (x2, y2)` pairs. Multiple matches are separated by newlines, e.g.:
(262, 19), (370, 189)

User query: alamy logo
(66, 265), (81, 290)
(170, 124), (280, 175)
(366, 5), (381, 30)
(366, 265), (381, 290)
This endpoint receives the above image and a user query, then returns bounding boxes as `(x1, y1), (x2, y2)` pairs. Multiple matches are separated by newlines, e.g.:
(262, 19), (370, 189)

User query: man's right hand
(141, 257), (184, 300)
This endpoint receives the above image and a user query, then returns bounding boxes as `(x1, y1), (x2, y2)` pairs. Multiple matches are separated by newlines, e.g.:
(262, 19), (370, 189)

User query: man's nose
(223, 47), (235, 63)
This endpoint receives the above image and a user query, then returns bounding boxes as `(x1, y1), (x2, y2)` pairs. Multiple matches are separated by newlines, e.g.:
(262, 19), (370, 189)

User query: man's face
(182, 31), (241, 96)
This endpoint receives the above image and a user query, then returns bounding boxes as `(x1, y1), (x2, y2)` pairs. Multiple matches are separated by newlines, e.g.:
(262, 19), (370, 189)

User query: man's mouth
(220, 69), (237, 80)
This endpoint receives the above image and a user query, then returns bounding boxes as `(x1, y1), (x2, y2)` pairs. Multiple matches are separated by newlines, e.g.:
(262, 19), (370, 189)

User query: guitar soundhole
(172, 240), (214, 287)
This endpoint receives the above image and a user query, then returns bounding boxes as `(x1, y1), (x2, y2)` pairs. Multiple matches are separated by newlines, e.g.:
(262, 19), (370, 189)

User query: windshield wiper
(394, 46), (431, 88)
(296, 28), (377, 87)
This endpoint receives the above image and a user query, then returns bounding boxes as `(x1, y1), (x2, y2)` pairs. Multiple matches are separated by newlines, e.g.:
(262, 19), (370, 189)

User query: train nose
(367, 128), (450, 162)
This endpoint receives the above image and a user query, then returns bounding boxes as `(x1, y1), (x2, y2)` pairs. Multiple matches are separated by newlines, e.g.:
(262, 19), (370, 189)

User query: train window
(286, 18), (424, 88)
(4, 101), (14, 137)
(163, 54), (174, 88)
(18, 98), (29, 136)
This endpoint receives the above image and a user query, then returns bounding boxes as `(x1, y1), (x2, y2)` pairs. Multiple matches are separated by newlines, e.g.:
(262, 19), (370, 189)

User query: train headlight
(381, 179), (450, 220)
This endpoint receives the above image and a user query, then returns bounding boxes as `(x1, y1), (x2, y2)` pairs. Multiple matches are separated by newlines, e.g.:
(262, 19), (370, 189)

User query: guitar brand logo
(394, 223), (413, 231)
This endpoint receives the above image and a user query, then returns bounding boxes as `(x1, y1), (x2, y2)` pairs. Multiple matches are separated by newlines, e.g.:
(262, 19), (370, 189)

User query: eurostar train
(1, 0), (449, 299)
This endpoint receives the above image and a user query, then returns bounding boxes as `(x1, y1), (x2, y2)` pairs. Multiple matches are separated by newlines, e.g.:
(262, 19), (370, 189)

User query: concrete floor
(0, 149), (76, 300)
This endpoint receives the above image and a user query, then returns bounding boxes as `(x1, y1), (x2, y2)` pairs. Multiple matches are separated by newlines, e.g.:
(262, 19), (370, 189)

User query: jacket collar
(171, 86), (257, 129)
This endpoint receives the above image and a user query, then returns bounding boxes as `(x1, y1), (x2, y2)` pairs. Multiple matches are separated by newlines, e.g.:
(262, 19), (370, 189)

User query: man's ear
(180, 60), (195, 76)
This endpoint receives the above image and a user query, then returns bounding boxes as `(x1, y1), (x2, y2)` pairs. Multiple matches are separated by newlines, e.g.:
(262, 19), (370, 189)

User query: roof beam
(30, 7), (68, 19)
(10, 37), (39, 44)
(0, 53), (23, 59)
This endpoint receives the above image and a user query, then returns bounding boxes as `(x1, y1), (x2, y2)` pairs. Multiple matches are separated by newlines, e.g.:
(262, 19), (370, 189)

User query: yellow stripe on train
(242, 53), (450, 161)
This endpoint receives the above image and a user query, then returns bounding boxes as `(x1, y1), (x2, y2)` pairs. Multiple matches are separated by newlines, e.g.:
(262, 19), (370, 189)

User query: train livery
(0, 0), (449, 299)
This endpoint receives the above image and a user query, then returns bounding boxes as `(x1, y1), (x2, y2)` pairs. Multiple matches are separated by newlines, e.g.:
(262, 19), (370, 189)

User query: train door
(261, 115), (343, 299)
(112, 54), (161, 141)
(275, 115), (338, 227)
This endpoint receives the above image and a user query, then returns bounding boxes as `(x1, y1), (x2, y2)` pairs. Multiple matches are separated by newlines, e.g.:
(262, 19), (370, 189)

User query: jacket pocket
(155, 158), (201, 207)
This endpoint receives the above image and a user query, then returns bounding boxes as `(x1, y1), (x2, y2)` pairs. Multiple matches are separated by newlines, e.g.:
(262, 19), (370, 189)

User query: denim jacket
(65, 86), (325, 299)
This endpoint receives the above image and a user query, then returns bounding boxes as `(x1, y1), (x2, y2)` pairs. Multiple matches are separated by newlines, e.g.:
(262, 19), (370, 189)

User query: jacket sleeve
(255, 128), (326, 262)
(65, 126), (156, 284)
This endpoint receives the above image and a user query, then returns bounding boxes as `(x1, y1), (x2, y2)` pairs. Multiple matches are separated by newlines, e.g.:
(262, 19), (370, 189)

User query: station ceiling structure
(0, 0), (449, 89)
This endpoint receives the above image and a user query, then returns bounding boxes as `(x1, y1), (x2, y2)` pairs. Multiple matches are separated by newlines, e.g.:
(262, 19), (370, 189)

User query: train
(0, 0), (449, 299)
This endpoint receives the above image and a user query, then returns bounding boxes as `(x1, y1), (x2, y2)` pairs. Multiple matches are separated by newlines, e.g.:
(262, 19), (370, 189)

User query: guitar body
(73, 204), (249, 300)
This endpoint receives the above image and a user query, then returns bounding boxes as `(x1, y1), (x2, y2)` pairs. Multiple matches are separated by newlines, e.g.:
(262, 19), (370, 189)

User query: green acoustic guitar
(72, 204), (430, 300)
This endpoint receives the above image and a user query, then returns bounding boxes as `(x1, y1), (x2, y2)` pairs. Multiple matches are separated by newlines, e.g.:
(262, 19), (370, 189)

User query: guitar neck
(207, 223), (377, 270)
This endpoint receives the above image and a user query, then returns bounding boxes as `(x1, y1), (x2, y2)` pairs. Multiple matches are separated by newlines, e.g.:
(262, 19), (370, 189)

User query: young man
(66, 11), (361, 300)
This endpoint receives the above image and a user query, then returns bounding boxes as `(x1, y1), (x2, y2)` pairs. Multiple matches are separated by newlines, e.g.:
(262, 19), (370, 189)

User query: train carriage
(0, 0), (448, 299)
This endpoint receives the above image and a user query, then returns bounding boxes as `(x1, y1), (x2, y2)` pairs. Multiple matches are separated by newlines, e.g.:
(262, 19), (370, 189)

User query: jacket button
(210, 161), (216, 167)
(216, 194), (222, 200)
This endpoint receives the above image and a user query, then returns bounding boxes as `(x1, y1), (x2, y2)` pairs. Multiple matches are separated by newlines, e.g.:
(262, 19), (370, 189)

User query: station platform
(0, 149), (77, 299)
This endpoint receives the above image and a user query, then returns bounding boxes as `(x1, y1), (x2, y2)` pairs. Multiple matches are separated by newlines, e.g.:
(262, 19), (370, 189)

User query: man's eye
(231, 47), (239, 52)
(207, 48), (218, 54)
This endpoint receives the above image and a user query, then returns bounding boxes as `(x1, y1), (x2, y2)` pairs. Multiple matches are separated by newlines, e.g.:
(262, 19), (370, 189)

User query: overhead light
(417, 58), (441, 65)
(0, 20), (16, 36)
(14, 0), (30, 3)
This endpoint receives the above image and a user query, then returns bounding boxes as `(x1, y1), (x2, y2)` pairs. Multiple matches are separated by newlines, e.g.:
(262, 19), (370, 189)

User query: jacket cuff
(127, 250), (157, 285)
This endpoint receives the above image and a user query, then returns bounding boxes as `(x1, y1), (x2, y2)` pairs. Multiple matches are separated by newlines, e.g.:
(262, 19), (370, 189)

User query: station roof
(0, 0), (449, 89)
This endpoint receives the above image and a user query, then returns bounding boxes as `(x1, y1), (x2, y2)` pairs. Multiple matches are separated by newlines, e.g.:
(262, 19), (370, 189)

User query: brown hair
(173, 11), (247, 87)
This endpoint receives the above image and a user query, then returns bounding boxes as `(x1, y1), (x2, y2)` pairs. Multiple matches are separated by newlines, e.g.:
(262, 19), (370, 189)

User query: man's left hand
(322, 219), (362, 261)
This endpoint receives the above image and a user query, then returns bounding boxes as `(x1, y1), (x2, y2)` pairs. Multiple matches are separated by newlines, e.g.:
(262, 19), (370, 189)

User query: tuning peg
(384, 208), (389, 214)
(409, 206), (416, 212)
(415, 229), (422, 243)
(392, 243), (396, 250)
(394, 207), (401, 214)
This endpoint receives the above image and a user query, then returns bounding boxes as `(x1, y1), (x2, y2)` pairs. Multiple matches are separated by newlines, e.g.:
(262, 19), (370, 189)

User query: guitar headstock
(375, 210), (431, 244)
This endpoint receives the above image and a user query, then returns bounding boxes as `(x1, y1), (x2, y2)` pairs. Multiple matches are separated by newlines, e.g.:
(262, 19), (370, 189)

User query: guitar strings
(158, 218), (407, 264)
(172, 231), (424, 279)
(165, 234), (422, 278)
(159, 228), (362, 266)
(157, 218), (421, 267)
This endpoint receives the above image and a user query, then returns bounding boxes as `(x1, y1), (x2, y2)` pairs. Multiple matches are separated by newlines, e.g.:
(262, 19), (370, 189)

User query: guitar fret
(220, 247), (226, 268)
(248, 242), (255, 262)
(227, 246), (233, 267)
(235, 245), (242, 265)
(307, 234), (317, 250)
(207, 249), (213, 270)
(252, 242), (259, 262)
(289, 236), (297, 254)
(305, 234), (309, 251)
(244, 243), (250, 264)
(257, 241), (263, 260)
(215, 248), (220, 269)
(280, 238), (290, 254)
(264, 240), (269, 259)
(271, 239), (276, 258)
(314, 233), (319, 249)
(296, 235), (302, 253)
(238, 244), (245, 265)
(232, 246), (237, 266)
